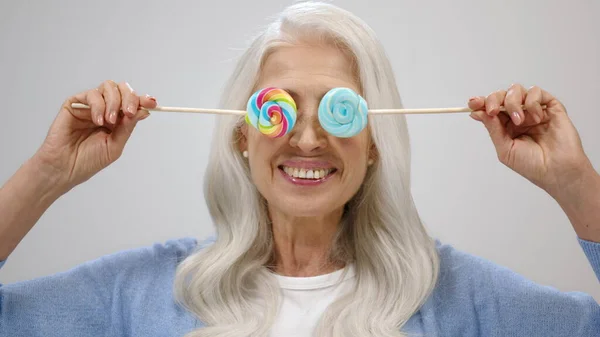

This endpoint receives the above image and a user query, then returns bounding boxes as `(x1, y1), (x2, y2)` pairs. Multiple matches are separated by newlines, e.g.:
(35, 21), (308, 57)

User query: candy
(245, 87), (297, 138)
(318, 87), (368, 138)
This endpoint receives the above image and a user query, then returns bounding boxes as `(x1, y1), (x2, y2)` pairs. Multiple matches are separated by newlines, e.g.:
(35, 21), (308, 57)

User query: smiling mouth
(278, 165), (338, 180)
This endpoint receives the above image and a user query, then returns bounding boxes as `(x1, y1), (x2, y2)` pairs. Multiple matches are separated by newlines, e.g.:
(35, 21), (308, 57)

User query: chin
(273, 195), (342, 218)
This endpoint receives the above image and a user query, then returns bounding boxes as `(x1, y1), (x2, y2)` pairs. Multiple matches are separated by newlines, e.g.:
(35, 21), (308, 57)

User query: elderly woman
(1, 2), (599, 337)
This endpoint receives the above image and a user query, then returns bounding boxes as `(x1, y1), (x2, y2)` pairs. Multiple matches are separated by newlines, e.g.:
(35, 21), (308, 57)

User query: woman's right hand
(34, 80), (157, 193)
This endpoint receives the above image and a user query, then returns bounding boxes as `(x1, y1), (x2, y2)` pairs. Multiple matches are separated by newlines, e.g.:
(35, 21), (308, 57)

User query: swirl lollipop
(245, 87), (297, 138)
(318, 87), (368, 138)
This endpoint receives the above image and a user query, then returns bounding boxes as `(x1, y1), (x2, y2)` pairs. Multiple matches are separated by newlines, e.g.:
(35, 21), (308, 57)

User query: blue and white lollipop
(318, 87), (368, 138)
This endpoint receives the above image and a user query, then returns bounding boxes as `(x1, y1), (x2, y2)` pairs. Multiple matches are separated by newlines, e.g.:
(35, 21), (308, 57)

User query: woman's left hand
(468, 83), (596, 198)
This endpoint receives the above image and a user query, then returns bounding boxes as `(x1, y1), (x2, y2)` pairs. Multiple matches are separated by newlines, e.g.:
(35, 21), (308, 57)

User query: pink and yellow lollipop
(245, 87), (297, 138)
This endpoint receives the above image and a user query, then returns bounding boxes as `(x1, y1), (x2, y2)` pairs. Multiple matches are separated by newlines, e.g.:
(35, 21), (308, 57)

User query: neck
(268, 207), (345, 277)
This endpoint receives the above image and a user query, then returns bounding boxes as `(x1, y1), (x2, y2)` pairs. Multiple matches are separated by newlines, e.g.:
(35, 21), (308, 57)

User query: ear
(237, 122), (248, 152)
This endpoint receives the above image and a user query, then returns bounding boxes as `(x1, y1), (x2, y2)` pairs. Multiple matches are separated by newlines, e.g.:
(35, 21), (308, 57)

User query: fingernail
(469, 96), (477, 102)
(139, 112), (151, 120)
(148, 96), (157, 103)
(127, 104), (136, 115)
(97, 115), (104, 126)
(512, 111), (522, 125)
(110, 110), (117, 124)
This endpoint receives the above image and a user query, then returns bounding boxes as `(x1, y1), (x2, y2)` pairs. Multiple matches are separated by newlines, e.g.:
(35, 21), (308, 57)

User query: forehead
(257, 44), (361, 97)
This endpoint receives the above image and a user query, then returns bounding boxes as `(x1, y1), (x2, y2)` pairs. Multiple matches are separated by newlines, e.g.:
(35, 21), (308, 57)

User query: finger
(479, 113), (513, 165)
(140, 94), (158, 109)
(99, 80), (121, 125)
(472, 106), (512, 132)
(539, 87), (557, 105)
(524, 85), (544, 123)
(138, 111), (151, 120)
(469, 109), (485, 122)
(118, 82), (139, 118)
(72, 89), (105, 126)
(468, 96), (485, 111)
(109, 109), (147, 153)
(485, 90), (507, 116)
(504, 83), (526, 126)
(536, 87), (565, 118)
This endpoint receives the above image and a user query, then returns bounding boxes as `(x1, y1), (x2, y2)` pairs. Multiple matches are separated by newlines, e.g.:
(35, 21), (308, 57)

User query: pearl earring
(367, 159), (374, 166)
(242, 150), (249, 158)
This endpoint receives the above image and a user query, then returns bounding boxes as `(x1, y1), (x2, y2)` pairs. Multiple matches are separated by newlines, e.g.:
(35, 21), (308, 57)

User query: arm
(424, 241), (600, 337)
(551, 166), (600, 243)
(0, 80), (156, 262)
(1, 254), (112, 337)
(0, 80), (159, 336)
(0, 237), (199, 337)
(0, 156), (67, 261)
(555, 167), (600, 279)
(468, 84), (600, 258)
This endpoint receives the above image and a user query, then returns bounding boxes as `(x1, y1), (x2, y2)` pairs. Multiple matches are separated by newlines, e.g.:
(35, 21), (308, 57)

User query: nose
(288, 112), (327, 153)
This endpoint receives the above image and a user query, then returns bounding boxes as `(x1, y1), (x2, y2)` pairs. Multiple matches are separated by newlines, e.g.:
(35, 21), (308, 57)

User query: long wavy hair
(173, 2), (440, 336)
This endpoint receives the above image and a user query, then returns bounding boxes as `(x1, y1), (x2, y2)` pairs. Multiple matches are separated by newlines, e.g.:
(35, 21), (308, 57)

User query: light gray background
(1, 0), (599, 301)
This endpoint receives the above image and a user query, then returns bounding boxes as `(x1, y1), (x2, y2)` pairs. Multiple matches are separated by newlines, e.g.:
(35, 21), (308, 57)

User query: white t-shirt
(269, 264), (356, 336)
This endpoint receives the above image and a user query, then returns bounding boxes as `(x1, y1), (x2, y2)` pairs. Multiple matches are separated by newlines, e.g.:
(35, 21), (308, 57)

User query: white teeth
(281, 166), (334, 180)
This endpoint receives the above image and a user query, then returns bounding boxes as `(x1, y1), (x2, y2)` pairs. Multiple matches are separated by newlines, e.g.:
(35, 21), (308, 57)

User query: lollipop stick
(70, 103), (546, 116)
(369, 107), (472, 115)
(70, 103), (246, 116)
(146, 106), (246, 115)
(369, 105), (547, 115)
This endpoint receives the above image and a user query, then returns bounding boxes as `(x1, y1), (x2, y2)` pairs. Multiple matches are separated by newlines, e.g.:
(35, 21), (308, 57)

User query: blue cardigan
(1, 236), (599, 336)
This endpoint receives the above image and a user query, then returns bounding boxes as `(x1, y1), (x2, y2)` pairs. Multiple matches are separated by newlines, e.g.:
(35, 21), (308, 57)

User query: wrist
(26, 154), (71, 199)
(547, 159), (598, 203)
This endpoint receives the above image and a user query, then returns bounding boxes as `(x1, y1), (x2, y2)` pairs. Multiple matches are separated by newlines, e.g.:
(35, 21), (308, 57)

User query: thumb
(472, 110), (513, 163)
(110, 110), (149, 149)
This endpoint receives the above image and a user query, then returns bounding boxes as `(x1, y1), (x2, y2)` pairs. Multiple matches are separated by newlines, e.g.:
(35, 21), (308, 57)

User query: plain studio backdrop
(1, 0), (599, 302)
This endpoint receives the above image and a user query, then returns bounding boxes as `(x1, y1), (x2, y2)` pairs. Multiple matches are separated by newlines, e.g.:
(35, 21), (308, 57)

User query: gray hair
(173, 2), (440, 336)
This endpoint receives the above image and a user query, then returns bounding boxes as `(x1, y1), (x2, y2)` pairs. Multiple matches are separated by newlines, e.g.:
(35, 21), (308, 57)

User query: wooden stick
(70, 103), (246, 115)
(369, 107), (473, 115)
(70, 103), (545, 116)
(369, 105), (547, 115)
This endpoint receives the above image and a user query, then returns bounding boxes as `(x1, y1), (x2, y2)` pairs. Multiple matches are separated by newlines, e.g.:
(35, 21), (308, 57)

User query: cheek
(248, 155), (275, 200)
(346, 164), (368, 188)
(248, 153), (272, 179)
(247, 136), (280, 179)
(337, 138), (370, 183)
(339, 137), (370, 164)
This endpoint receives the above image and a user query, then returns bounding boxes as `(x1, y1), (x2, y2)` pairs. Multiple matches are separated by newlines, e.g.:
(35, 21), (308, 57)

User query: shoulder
(434, 240), (519, 286)
(433, 239), (597, 299)
(83, 235), (216, 279)
(87, 237), (197, 269)
(5, 235), (217, 291)
(433, 239), (577, 299)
